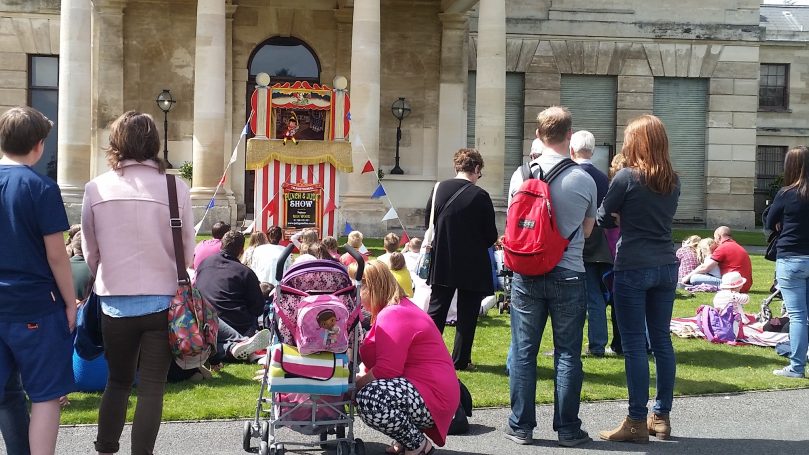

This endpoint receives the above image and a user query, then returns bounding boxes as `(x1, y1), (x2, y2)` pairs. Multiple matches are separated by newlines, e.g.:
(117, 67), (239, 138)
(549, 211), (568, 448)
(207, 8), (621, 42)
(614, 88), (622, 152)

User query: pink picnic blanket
(670, 313), (788, 347)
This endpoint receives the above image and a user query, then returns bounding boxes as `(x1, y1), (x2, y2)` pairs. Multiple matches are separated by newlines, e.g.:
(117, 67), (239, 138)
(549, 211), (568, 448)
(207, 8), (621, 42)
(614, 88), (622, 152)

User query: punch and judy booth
(246, 74), (352, 238)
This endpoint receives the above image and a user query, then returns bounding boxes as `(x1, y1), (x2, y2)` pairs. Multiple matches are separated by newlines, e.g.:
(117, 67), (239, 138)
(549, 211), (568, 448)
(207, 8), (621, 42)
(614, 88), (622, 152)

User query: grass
(60, 255), (804, 424)
(672, 228), (766, 247)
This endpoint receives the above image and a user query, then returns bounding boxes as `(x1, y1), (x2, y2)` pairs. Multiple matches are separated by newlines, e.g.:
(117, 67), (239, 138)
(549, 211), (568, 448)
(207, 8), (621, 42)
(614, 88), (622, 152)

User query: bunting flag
(381, 207), (398, 222)
(361, 160), (375, 174)
(370, 184), (386, 199)
(194, 219), (204, 235)
(351, 133), (362, 148)
(323, 198), (336, 214)
(219, 175), (227, 185)
(207, 198), (215, 209)
(241, 220), (256, 234)
(400, 231), (410, 246)
(344, 221), (354, 235)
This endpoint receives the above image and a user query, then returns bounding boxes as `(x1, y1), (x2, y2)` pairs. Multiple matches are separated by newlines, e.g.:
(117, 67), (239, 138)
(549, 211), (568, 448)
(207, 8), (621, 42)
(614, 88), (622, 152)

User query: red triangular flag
(263, 194), (277, 216)
(400, 231), (410, 246)
(361, 160), (375, 174)
(218, 175), (227, 185)
(323, 198), (336, 214)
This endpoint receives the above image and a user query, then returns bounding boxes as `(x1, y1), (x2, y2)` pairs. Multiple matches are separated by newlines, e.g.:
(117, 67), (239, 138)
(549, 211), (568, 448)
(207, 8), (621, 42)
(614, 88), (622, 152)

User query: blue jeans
(0, 369), (30, 455)
(614, 264), (678, 420)
(508, 267), (586, 439)
(585, 263), (610, 353)
(776, 256), (809, 375)
(689, 272), (720, 287)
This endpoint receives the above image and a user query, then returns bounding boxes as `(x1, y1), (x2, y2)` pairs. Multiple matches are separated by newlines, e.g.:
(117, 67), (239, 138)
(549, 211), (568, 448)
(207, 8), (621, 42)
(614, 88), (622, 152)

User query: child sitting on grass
(377, 232), (400, 266)
(713, 271), (750, 314)
(340, 230), (370, 266)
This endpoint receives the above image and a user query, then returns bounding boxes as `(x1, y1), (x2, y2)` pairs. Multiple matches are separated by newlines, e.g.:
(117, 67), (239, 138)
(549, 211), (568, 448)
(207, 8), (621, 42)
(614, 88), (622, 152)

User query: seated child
(376, 232), (400, 266)
(388, 252), (414, 298)
(675, 235), (700, 283)
(340, 230), (370, 266)
(684, 238), (721, 287)
(321, 236), (341, 261)
(713, 271), (750, 314)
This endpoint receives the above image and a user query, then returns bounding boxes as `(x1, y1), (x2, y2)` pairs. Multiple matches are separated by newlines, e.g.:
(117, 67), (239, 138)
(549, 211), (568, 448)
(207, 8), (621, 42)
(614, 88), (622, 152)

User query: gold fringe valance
(246, 139), (354, 173)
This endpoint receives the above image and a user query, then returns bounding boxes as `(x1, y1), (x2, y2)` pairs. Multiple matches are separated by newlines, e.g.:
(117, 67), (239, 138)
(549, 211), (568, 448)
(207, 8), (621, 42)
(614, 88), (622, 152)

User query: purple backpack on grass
(696, 304), (743, 343)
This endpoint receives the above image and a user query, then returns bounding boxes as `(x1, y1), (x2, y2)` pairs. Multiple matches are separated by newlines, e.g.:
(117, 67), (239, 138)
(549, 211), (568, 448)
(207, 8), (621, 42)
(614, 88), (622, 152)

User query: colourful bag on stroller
(289, 294), (352, 355)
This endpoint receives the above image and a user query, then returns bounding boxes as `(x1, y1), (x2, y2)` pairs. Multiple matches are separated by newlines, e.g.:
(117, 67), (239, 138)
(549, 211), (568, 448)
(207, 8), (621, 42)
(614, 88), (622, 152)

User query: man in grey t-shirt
(504, 107), (596, 448)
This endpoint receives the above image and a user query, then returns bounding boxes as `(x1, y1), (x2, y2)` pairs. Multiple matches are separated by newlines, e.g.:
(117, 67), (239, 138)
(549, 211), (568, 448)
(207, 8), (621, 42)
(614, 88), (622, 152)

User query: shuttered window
(653, 78), (708, 223)
(560, 75), (617, 174)
(467, 72), (525, 195)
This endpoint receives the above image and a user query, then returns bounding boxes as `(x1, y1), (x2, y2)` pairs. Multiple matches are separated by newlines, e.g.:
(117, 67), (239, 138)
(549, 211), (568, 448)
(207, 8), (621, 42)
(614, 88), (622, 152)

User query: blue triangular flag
(344, 221), (354, 235)
(207, 198), (215, 209)
(346, 112), (352, 121)
(370, 184), (386, 199)
(241, 123), (249, 136)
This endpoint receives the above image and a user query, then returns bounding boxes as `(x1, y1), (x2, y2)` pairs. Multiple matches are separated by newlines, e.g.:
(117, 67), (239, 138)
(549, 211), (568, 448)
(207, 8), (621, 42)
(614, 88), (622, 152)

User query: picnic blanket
(670, 313), (789, 347)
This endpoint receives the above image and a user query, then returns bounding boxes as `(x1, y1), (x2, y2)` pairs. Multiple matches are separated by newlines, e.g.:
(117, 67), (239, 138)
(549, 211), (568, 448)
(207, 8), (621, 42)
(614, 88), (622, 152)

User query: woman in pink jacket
(81, 112), (195, 455)
(355, 260), (459, 455)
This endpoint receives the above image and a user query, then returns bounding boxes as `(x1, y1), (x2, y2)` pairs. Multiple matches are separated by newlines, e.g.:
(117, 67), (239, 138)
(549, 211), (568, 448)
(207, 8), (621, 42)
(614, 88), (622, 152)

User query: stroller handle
(343, 245), (365, 281)
(275, 243), (297, 282)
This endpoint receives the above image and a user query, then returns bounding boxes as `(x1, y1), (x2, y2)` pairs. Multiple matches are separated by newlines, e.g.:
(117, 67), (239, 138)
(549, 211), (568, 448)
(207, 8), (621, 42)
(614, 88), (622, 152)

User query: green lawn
(61, 255), (805, 424)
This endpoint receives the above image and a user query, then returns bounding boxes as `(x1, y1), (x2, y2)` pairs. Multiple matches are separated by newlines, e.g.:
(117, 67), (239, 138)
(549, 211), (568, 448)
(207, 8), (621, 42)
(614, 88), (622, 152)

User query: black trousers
(428, 285), (484, 370)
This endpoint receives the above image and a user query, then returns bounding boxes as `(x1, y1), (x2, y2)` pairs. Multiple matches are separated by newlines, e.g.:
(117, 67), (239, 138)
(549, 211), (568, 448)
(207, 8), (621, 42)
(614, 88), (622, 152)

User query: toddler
(713, 271), (750, 314)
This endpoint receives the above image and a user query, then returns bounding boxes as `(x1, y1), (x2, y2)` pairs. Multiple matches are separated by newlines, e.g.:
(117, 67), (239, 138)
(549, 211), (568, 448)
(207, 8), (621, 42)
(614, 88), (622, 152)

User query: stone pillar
(191, 0), (230, 229)
(91, 0), (125, 180)
(346, 0), (380, 198)
(437, 13), (468, 181)
(339, 0), (383, 234)
(224, 2), (241, 219)
(57, 0), (92, 222)
(474, 0), (506, 202)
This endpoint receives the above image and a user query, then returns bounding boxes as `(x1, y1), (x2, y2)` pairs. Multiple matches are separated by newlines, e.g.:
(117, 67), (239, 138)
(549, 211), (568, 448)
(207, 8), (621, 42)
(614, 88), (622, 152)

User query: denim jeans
(508, 267), (586, 439)
(584, 262), (610, 354)
(689, 272), (721, 287)
(775, 256), (809, 375)
(0, 370), (30, 455)
(614, 264), (678, 420)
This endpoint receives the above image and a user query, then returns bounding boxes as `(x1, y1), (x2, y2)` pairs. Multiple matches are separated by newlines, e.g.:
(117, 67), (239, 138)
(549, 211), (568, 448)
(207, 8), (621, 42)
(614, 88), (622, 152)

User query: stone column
(224, 2), (241, 219)
(474, 0), (506, 202)
(437, 13), (469, 181)
(191, 0), (230, 229)
(346, 0), (380, 198)
(91, 0), (125, 179)
(339, 0), (383, 234)
(57, 0), (92, 221)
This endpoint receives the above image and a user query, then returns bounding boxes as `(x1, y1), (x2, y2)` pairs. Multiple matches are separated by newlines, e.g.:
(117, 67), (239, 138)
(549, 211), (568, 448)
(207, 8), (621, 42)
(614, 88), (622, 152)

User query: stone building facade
(0, 0), (805, 234)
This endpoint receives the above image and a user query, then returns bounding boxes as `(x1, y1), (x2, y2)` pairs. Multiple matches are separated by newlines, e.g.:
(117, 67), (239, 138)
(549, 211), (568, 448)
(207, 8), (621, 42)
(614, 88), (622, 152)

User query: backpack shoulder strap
(542, 158), (578, 184)
(520, 163), (534, 181)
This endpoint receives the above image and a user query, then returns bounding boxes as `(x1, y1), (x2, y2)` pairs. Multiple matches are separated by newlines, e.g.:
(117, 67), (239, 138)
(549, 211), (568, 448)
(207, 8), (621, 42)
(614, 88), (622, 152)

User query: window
(28, 55), (58, 180)
(560, 75), (617, 175)
(756, 145), (787, 194)
(759, 64), (789, 111)
(248, 36), (320, 83)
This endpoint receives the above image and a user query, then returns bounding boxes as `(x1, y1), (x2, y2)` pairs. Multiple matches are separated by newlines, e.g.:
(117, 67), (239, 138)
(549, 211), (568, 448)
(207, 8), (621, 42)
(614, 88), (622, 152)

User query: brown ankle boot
(598, 416), (649, 443)
(647, 413), (671, 440)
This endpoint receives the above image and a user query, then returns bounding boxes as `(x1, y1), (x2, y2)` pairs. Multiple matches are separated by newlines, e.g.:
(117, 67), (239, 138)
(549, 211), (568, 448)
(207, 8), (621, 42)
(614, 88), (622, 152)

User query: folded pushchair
(243, 245), (366, 455)
(759, 276), (786, 323)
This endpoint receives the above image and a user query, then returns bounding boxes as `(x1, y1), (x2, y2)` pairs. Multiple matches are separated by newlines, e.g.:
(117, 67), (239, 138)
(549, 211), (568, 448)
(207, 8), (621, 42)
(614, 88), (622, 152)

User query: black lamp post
(155, 89), (176, 168)
(390, 97), (411, 175)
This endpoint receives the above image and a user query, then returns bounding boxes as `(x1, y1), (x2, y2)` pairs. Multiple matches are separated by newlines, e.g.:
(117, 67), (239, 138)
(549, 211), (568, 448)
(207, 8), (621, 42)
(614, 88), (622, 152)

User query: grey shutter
(467, 72), (525, 196)
(504, 73), (525, 195)
(653, 78), (708, 222)
(467, 72), (476, 148)
(560, 75), (617, 174)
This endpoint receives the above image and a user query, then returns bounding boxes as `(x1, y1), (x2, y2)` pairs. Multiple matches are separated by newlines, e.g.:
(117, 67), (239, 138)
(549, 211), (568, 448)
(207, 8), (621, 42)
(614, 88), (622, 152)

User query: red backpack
(503, 159), (578, 276)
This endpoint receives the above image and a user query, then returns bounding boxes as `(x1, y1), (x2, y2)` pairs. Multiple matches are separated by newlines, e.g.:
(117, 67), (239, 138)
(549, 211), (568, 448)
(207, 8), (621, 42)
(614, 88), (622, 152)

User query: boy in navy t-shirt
(0, 106), (76, 454)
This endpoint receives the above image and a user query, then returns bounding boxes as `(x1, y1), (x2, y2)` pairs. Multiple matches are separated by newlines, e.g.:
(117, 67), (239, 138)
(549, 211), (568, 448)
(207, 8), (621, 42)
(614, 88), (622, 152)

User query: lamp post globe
(155, 89), (176, 168)
(390, 97), (411, 175)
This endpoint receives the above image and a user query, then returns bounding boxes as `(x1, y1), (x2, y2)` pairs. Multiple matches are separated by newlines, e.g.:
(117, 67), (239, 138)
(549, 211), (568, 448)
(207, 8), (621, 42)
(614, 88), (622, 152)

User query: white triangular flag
(381, 207), (398, 221)
(228, 146), (238, 165)
(194, 219), (204, 235)
(351, 133), (363, 148)
(241, 220), (256, 234)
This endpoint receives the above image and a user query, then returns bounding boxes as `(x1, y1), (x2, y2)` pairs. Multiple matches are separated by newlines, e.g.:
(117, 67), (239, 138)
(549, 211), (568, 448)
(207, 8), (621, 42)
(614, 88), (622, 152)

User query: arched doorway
(245, 37), (321, 214)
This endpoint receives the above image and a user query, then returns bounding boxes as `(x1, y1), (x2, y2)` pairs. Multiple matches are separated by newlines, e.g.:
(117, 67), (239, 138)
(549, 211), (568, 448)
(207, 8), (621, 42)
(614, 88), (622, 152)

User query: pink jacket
(81, 160), (195, 296)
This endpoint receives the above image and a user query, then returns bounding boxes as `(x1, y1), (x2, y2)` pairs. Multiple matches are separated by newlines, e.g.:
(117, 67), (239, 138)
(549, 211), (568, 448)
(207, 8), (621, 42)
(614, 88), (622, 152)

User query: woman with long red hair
(596, 115), (681, 443)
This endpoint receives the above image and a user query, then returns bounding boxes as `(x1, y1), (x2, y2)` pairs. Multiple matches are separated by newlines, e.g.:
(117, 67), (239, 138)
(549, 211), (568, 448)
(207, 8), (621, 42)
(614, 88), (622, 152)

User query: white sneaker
(230, 329), (271, 360)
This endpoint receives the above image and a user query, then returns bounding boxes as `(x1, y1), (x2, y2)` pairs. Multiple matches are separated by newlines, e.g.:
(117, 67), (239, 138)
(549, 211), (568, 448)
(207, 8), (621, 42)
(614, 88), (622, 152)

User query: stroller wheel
(258, 441), (269, 455)
(242, 421), (253, 452)
(336, 441), (351, 455)
(354, 438), (367, 455)
(260, 420), (270, 443)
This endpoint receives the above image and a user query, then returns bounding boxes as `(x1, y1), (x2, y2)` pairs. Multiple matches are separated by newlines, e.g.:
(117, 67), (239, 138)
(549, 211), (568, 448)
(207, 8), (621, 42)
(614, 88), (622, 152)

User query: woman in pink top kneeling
(355, 260), (459, 455)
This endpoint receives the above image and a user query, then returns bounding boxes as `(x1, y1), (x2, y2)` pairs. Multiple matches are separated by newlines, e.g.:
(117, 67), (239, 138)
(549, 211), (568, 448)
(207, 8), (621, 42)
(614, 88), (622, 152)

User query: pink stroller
(242, 244), (366, 455)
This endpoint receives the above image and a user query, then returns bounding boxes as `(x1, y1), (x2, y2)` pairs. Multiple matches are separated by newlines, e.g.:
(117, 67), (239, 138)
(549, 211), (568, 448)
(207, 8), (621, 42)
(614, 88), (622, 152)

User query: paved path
(46, 388), (808, 454)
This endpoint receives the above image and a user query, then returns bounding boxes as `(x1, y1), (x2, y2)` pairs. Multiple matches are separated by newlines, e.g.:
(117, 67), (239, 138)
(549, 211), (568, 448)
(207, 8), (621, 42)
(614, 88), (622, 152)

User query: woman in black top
(597, 115), (680, 443)
(765, 145), (809, 379)
(425, 148), (498, 371)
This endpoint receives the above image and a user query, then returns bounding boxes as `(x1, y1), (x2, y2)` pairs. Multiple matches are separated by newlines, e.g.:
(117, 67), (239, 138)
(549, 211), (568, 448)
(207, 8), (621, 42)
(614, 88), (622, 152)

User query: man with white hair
(570, 130), (618, 357)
